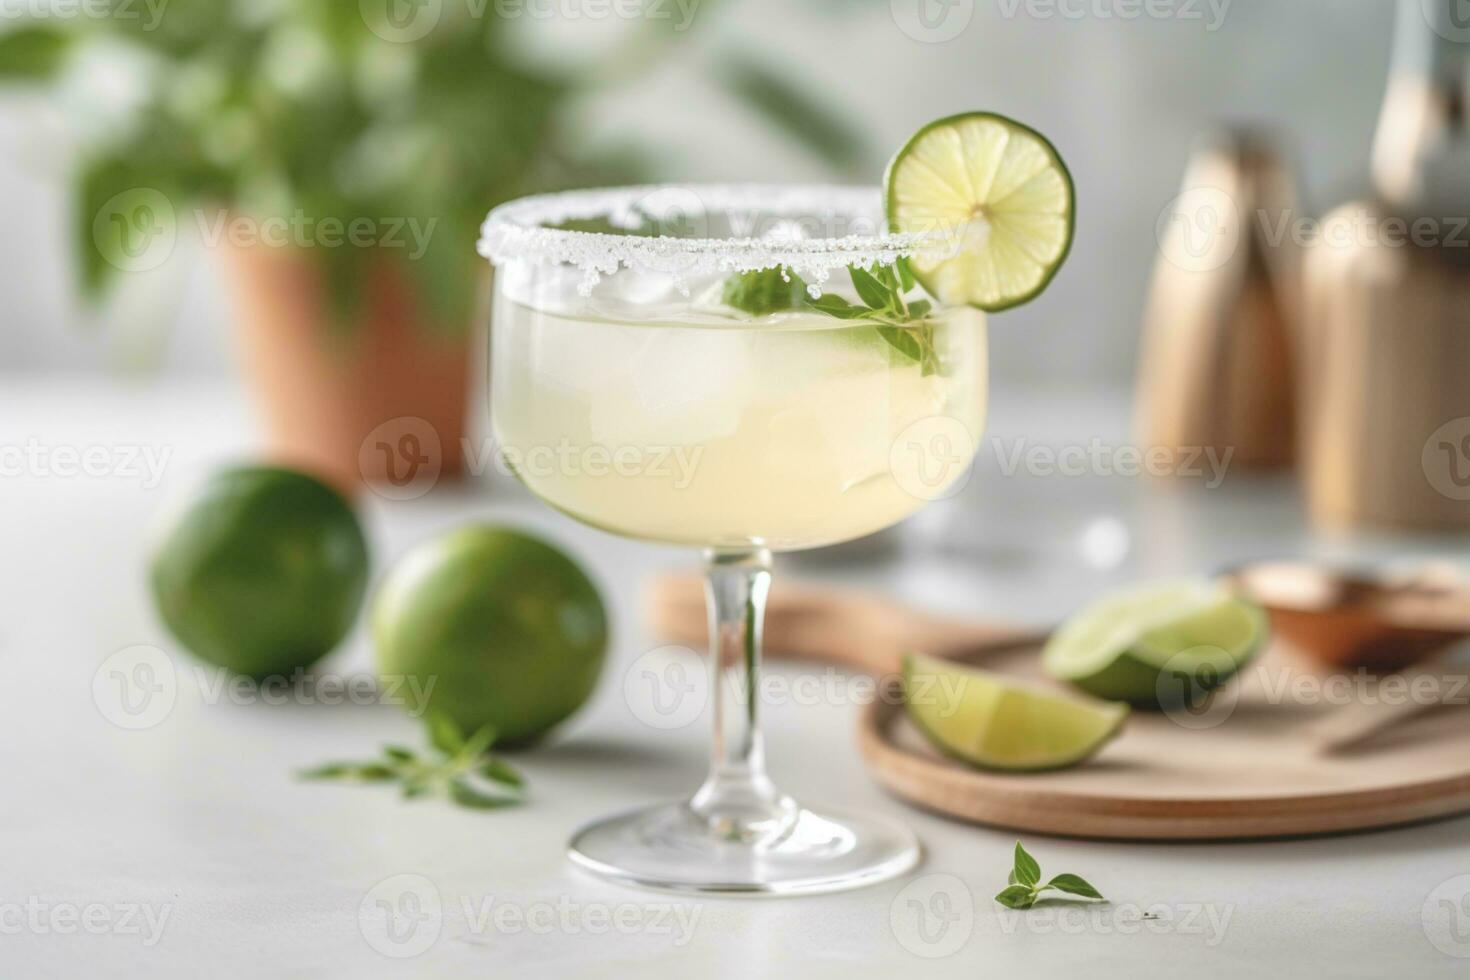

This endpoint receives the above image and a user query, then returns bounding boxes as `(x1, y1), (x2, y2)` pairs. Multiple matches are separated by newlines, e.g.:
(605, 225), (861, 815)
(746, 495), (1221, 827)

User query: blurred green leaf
(0, 27), (72, 80)
(458, 723), (498, 762)
(425, 710), (465, 756)
(479, 757), (523, 789)
(404, 210), (478, 333)
(299, 762), (396, 781)
(717, 53), (868, 176)
(302, 708), (525, 813)
(448, 778), (519, 810)
(722, 267), (808, 315)
(4, 1), (869, 338)
(74, 156), (138, 302)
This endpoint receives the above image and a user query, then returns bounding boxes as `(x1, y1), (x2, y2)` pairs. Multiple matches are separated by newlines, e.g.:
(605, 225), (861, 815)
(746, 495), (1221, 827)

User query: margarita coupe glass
(479, 185), (987, 895)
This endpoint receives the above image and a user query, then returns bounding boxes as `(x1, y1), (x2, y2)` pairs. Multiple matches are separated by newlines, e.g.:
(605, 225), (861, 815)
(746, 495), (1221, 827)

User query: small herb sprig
(300, 711), (524, 810)
(722, 262), (941, 375)
(995, 842), (1105, 910)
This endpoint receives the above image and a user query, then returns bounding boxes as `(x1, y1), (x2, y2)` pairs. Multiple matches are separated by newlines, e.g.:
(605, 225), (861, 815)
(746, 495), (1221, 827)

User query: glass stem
(689, 548), (796, 842)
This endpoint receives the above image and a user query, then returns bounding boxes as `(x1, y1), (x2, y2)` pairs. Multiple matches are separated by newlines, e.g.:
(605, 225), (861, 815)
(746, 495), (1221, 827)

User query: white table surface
(4, 376), (1469, 979)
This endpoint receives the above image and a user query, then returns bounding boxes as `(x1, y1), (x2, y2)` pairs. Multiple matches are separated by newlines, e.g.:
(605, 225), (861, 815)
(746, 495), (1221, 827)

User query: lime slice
(903, 653), (1127, 772)
(885, 112), (1074, 312)
(1042, 582), (1267, 707)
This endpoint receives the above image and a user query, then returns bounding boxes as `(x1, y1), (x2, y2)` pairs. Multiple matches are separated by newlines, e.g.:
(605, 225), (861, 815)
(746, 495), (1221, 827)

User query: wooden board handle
(643, 572), (1041, 676)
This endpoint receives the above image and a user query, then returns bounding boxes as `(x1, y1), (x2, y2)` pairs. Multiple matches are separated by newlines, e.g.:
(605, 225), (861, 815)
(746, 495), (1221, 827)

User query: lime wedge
(1042, 582), (1267, 707)
(885, 112), (1074, 312)
(903, 653), (1127, 772)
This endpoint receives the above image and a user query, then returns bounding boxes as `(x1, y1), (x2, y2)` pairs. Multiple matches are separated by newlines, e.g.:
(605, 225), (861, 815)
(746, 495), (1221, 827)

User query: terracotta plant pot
(221, 240), (476, 491)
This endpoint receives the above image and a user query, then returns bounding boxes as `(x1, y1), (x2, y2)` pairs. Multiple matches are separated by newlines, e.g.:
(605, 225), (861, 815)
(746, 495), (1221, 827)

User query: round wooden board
(859, 638), (1470, 840)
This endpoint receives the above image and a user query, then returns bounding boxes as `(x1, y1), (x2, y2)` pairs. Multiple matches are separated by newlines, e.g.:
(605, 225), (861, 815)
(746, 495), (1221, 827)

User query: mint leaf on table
(479, 757), (525, 788)
(427, 710), (465, 756)
(1046, 873), (1105, 899)
(995, 842), (1106, 910)
(300, 711), (524, 812)
(448, 777), (520, 810)
(1013, 841), (1041, 886)
(995, 884), (1038, 910)
(299, 762), (397, 781)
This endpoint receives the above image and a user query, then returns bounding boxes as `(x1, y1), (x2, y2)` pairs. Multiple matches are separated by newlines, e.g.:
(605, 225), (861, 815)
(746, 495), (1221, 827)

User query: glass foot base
(568, 801), (921, 896)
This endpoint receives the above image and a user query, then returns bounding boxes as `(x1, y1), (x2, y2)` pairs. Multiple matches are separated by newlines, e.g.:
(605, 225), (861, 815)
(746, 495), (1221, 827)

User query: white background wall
(0, 0), (1396, 382)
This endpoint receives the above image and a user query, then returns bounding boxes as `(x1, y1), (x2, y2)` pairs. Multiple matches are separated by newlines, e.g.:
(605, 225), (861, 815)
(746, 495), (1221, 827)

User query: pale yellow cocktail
(491, 297), (986, 551)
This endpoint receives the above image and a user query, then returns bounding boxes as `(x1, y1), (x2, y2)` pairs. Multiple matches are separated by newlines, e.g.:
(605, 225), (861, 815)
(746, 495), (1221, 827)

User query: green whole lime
(372, 526), (607, 746)
(150, 466), (370, 678)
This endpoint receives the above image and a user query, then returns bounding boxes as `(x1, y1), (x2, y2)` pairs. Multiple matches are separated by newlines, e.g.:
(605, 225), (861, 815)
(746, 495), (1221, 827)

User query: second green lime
(373, 525), (608, 746)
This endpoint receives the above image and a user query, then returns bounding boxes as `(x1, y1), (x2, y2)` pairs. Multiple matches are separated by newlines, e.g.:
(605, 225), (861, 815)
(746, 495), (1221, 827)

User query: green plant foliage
(6, 1), (866, 336)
